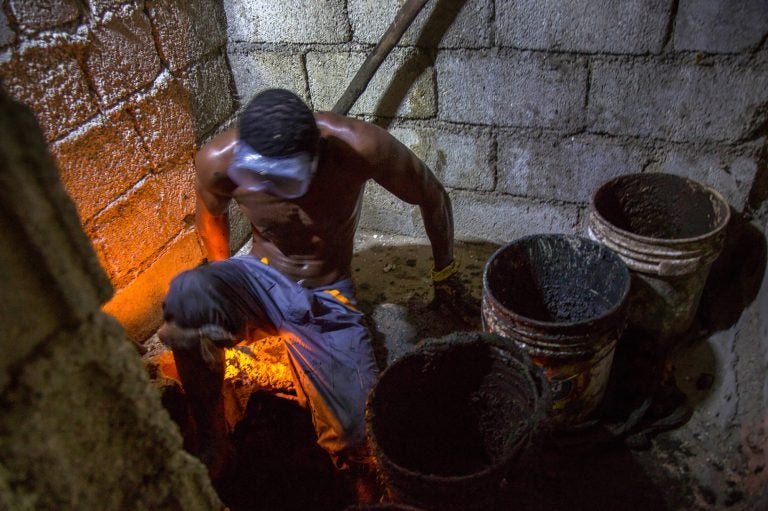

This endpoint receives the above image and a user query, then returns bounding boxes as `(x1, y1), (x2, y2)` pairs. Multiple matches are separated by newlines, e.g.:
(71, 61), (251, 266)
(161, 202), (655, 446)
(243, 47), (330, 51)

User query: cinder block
(0, 39), (99, 141)
(348, 0), (491, 49)
(103, 230), (204, 342)
(85, 1), (128, 20)
(497, 134), (647, 203)
(52, 109), (151, 223)
(147, 0), (227, 72)
(129, 77), (196, 168)
(85, 7), (162, 108)
(437, 50), (587, 130)
(656, 141), (762, 211)
(228, 200), (252, 255)
(228, 51), (307, 107)
(89, 158), (197, 287)
(307, 48), (436, 118)
(1, 9), (15, 47)
(674, 0), (768, 53)
(588, 60), (768, 143)
(497, 0), (669, 54)
(9, 0), (80, 30)
(225, 0), (349, 43)
(389, 126), (494, 191)
(181, 53), (236, 139)
(359, 182), (422, 237)
(451, 191), (581, 243)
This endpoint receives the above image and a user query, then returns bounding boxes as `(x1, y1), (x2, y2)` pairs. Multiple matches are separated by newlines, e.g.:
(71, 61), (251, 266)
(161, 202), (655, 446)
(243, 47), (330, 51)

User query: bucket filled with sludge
(366, 332), (549, 511)
(588, 173), (730, 341)
(482, 234), (631, 425)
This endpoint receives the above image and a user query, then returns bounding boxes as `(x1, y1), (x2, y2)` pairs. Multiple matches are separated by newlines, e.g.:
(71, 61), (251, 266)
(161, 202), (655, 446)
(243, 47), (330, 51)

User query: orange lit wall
(0, 1), (237, 341)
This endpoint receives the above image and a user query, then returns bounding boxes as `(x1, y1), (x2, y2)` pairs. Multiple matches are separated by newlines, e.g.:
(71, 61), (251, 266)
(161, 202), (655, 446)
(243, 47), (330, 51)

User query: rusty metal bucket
(366, 332), (549, 511)
(588, 173), (730, 341)
(481, 234), (631, 425)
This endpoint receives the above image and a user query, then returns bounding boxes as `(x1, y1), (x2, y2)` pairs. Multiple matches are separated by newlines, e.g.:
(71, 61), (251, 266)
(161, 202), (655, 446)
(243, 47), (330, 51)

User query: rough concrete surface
(1, 90), (224, 511)
(1, 315), (223, 511)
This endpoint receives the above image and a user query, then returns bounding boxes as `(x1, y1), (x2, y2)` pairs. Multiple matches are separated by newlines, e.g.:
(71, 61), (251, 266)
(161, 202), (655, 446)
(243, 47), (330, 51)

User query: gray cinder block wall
(225, 0), (767, 241)
(223, 0), (768, 509)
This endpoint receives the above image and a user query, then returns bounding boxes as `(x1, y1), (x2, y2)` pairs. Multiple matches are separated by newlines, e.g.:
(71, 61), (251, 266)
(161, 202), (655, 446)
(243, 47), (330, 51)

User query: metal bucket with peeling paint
(481, 234), (631, 425)
(588, 173), (730, 341)
(366, 332), (549, 511)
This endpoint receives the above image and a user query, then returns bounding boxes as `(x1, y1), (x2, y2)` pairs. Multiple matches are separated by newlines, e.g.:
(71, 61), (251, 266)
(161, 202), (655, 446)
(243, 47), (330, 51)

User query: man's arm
(319, 112), (478, 323)
(194, 129), (239, 261)
(348, 121), (455, 272)
(415, 161), (454, 272)
(195, 188), (230, 261)
(370, 127), (481, 320)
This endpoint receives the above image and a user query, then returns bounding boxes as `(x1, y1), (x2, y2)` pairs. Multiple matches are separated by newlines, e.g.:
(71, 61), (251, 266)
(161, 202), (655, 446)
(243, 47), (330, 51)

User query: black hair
(238, 88), (320, 157)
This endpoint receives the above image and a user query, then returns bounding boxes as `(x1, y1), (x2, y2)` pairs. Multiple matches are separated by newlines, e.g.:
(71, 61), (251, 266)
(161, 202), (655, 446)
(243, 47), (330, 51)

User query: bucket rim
(481, 234), (632, 330)
(365, 333), (550, 485)
(589, 172), (732, 246)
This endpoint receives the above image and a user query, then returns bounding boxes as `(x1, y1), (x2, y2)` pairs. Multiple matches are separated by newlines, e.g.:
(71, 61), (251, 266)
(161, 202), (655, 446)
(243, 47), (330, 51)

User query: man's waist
(246, 248), (350, 288)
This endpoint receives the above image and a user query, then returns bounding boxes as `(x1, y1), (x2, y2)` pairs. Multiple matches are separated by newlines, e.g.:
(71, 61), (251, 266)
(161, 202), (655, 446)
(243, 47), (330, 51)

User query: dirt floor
(144, 229), (763, 511)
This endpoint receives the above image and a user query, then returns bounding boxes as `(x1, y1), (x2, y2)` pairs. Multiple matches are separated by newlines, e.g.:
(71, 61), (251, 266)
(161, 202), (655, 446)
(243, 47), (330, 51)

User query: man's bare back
(195, 111), (454, 288)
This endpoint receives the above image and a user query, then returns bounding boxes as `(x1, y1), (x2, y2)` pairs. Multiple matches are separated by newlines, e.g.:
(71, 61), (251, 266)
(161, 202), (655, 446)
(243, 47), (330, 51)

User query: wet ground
(146, 229), (765, 511)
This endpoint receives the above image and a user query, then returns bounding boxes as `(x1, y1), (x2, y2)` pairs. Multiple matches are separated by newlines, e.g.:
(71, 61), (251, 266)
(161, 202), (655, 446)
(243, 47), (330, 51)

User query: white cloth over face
(162, 256), (379, 465)
(227, 142), (317, 199)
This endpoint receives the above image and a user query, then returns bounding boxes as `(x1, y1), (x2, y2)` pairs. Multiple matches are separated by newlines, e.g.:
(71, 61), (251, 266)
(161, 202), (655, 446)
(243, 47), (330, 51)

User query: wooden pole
(332, 0), (430, 116)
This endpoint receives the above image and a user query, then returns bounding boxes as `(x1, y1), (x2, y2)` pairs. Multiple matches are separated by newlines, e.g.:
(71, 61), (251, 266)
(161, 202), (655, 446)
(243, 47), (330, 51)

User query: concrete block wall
(0, 89), (223, 511)
(223, 1), (768, 508)
(0, 0), (765, 507)
(224, 0), (768, 244)
(0, 0), (236, 341)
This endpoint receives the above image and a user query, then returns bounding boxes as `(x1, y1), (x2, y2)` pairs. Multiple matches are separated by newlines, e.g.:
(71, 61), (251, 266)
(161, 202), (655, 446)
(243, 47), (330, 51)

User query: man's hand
(430, 270), (481, 328)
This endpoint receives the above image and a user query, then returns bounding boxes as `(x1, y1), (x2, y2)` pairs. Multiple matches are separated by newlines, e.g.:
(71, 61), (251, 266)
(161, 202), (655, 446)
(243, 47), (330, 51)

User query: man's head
(239, 88), (320, 157)
(229, 89), (321, 198)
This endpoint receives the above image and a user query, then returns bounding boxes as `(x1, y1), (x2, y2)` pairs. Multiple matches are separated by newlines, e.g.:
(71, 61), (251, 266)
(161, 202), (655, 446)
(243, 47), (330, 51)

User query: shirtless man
(158, 89), (468, 496)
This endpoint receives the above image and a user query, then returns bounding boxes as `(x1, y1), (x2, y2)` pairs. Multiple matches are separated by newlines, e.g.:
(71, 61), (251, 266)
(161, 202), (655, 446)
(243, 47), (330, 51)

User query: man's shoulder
(196, 128), (238, 190)
(315, 112), (388, 156)
(199, 128), (239, 157)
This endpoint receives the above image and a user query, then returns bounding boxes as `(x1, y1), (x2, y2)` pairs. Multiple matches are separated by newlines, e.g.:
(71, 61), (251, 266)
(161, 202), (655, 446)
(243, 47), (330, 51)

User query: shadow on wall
(697, 209), (767, 334)
(672, 210), (767, 412)
(374, 0), (469, 125)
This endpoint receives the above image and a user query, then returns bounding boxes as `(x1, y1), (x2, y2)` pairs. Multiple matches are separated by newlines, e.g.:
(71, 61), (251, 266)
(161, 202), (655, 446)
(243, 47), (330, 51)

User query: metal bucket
(366, 332), (549, 511)
(588, 173), (730, 341)
(481, 234), (631, 425)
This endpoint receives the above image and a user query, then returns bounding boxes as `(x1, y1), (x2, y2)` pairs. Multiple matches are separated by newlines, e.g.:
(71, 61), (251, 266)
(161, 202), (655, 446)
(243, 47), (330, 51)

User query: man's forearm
(196, 197), (230, 261)
(420, 185), (455, 271)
